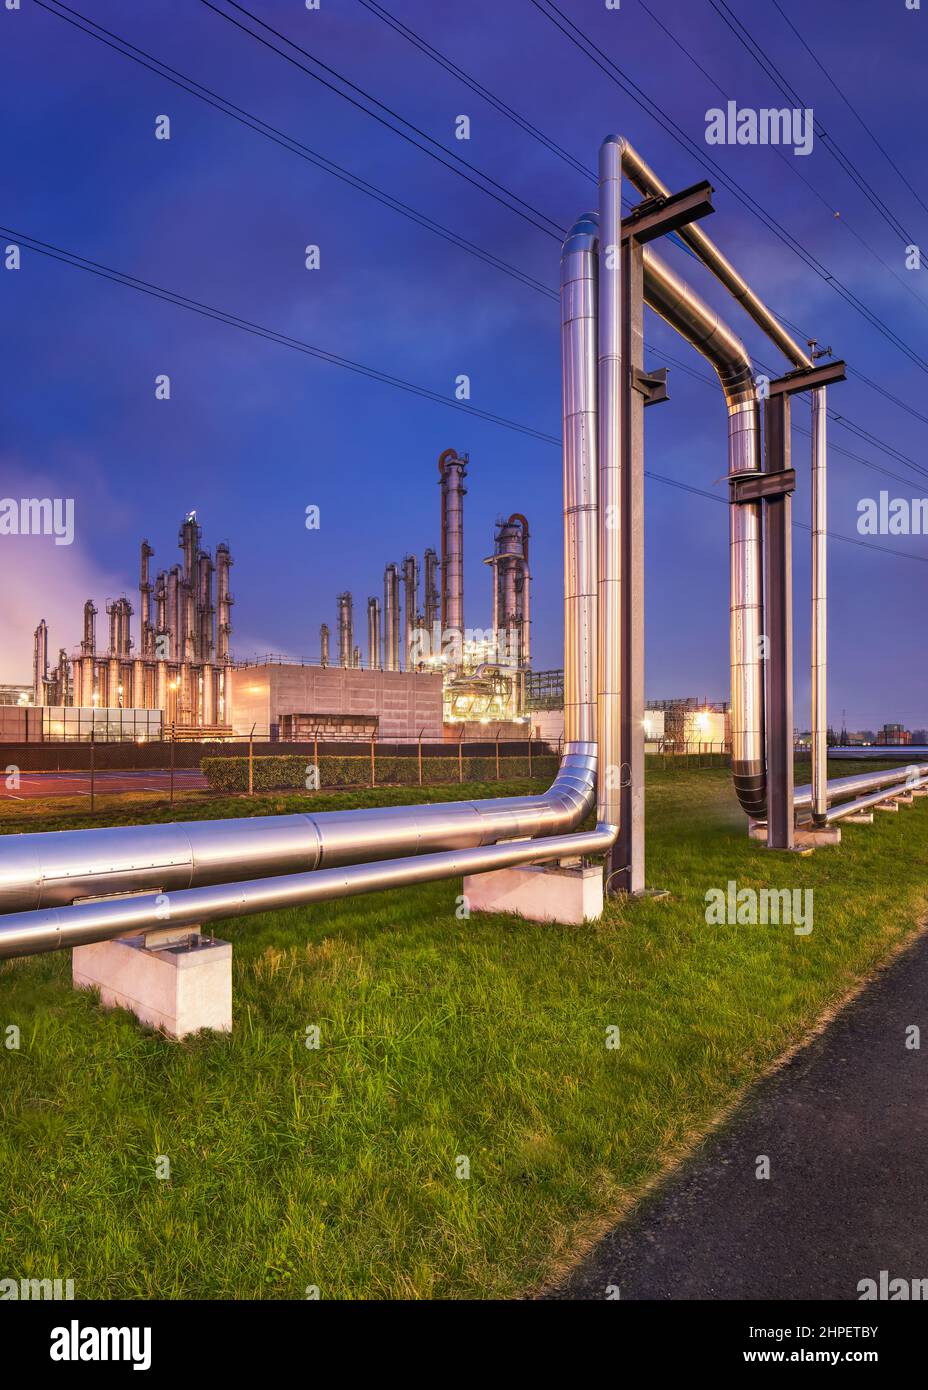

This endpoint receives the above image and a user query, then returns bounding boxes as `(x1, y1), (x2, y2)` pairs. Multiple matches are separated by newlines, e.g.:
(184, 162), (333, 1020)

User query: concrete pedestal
(749, 821), (841, 848)
(875, 801), (899, 813)
(73, 933), (232, 1039)
(843, 811), (874, 824)
(463, 862), (603, 925)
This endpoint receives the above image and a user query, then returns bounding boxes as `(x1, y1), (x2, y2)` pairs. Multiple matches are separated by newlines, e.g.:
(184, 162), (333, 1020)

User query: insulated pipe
(383, 564), (400, 671)
(617, 137), (812, 371)
(794, 763), (928, 811)
(0, 744), (597, 915)
(811, 387), (827, 823)
(560, 213), (599, 746)
(640, 244), (766, 817)
(0, 818), (617, 961)
(597, 139), (623, 835)
(822, 773), (928, 824)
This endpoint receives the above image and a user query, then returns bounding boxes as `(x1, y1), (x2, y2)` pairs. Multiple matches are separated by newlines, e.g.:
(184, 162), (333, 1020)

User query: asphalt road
(545, 928), (928, 1301)
(0, 769), (207, 799)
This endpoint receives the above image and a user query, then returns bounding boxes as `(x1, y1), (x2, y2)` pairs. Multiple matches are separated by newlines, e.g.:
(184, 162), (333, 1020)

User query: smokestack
(367, 597), (381, 669)
(492, 514), (529, 668)
(32, 619), (48, 706)
(438, 449), (467, 669)
(383, 564), (400, 671)
(423, 547), (440, 647)
(337, 592), (354, 668)
(216, 544), (233, 663)
(81, 599), (97, 655)
(401, 554), (419, 670)
(320, 623), (330, 668)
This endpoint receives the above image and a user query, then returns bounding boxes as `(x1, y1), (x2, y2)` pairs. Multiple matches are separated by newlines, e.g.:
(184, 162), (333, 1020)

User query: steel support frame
(763, 394), (795, 850)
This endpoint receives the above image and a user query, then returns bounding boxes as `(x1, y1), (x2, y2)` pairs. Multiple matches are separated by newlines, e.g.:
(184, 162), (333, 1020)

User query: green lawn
(1, 762), (926, 1299)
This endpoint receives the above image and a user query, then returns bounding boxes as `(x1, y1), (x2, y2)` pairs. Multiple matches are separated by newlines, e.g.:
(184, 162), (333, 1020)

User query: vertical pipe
(811, 387), (827, 823)
(384, 565), (400, 671)
(139, 540), (154, 657)
(33, 620), (48, 706)
(320, 623), (330, 668)
(438, 450), (466, 669)
(401, 554), (419, 670)
(337, 593), (353, 668)
(598, 137), (623, 872)
(559, 214), (599, 747)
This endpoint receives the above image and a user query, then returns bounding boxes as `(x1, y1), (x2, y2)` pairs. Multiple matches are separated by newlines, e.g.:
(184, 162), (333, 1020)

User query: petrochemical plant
(26, 448), (535, 738)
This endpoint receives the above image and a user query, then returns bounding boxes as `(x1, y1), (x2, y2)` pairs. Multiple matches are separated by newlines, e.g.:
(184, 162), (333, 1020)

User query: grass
(1, 760), (926, 1299)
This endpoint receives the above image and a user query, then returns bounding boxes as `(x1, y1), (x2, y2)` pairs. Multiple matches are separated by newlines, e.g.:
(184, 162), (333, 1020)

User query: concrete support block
(73, 933), (232, 1039)
(842, 812), (874, 824)
(749, 821), (840, 848)
(463, 861), (603, 924)
(893, 793), (914, 805)
(875, 801), (899, 812)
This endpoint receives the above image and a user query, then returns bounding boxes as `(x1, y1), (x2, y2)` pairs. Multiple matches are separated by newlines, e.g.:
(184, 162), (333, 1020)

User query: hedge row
(200, 754), (558, 792)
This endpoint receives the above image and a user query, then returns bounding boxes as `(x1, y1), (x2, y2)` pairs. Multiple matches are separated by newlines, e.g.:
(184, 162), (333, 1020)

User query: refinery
(26, 447), (535, 737)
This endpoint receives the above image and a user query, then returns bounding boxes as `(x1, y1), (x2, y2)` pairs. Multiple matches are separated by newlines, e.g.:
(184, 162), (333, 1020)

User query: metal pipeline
(0, 817), (617, 961)
(794, 763), (928, 812)
(822, 773), (928, 825)
(0, 743), (596, 915)
(563, 183), (766, 817)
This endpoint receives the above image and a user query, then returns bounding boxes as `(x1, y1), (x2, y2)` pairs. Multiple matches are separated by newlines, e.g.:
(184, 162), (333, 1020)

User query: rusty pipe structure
(319, 622), (330, 668)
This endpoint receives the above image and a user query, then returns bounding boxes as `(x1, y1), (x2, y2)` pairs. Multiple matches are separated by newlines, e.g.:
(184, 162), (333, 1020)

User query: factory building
(229, 664), (443, 741)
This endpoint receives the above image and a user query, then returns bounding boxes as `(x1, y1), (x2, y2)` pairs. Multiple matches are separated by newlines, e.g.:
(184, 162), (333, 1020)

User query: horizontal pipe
(793, 763), (928, 811)
(821, 774), (928, 824)
(0, 743), (597, 914)
(0, 822), (618, 960)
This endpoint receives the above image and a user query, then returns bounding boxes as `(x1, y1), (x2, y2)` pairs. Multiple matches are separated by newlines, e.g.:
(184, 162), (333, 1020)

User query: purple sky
(2, 0), (927, 730)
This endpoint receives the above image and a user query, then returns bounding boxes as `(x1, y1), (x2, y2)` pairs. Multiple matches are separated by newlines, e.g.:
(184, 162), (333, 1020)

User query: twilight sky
(1, 0), (926, 730)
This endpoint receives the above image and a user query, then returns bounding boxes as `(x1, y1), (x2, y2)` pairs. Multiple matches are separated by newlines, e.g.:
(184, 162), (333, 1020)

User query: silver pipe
(597, 139), (623, 832)
(811, 387), (827, 823)
(560, 213), (599, 746)
(401, 554), (419, 670)
(617, 137), (812, 370)
(823, 773), (928, 825)
(794, 764), (928, 810)
(0, 818), (617, 961)
(0, 743), (596, 914)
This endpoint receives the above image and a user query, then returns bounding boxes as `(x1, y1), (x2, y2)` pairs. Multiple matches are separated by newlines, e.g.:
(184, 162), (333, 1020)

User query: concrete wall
(228, 664), (444, 740)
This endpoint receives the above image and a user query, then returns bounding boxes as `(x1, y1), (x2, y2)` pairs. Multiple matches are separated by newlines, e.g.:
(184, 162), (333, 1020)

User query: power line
(33, 0), (557, 303)
(770, 0), (928, 221)
(708, 0), (924, 254)
(200, 0), (565, 240)
(6, 223), (925, 566)
(527, 0), (928, 375)
(636, 0), (928, 318)
(1, 225), (561, 445)
(355, 0), (593, 182)
(47, 0), (928, 449)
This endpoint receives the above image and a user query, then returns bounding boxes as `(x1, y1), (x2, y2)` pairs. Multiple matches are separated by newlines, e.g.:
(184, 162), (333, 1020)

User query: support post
(617, 234), (646, 893)
(811, 387), (827, 823)
(763, 394), (794, 850)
